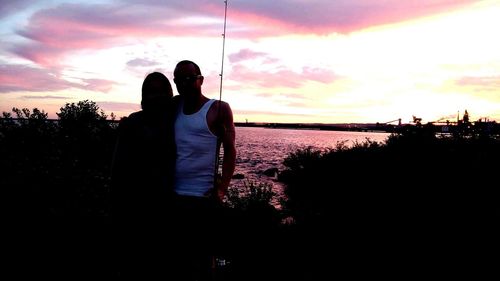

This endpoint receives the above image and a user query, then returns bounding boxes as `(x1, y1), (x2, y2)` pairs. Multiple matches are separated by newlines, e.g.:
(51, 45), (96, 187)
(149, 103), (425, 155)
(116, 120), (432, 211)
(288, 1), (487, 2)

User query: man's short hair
(175, 60), (201, 75)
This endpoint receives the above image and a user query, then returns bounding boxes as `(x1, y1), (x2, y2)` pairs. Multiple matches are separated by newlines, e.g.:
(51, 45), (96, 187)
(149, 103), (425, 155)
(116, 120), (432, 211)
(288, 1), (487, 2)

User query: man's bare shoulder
(208, 100), (230, 114)
(213, 100), (232, 115)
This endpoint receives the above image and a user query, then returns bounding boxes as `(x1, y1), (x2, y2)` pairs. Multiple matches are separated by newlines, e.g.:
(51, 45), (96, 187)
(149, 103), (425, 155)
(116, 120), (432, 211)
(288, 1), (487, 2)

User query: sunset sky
(1, 0), (499, 124)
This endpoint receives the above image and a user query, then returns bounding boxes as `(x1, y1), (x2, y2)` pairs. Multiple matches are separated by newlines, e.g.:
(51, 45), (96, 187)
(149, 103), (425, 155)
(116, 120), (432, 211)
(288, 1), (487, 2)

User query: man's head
(173, 60), (204, 98)
(141, 72), (173, 113)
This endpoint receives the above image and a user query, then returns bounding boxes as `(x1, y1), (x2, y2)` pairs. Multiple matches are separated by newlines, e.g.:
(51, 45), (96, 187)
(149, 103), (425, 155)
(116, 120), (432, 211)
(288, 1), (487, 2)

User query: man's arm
(217, 101), (236, 201)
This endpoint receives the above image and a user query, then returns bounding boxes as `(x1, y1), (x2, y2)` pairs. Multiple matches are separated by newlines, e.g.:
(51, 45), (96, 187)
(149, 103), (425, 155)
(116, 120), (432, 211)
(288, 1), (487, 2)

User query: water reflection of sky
(230, 127), (390, 207)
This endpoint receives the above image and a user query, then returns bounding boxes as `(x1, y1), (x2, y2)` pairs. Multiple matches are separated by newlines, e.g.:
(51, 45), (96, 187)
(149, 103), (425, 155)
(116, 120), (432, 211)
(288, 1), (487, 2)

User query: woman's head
(141, 72), (173, 112)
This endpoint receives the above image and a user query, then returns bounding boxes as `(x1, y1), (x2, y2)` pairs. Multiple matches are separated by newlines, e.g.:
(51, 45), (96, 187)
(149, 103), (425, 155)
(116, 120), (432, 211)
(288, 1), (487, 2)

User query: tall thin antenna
(219, 0), (228, 101)
(214, 0), (228, 186)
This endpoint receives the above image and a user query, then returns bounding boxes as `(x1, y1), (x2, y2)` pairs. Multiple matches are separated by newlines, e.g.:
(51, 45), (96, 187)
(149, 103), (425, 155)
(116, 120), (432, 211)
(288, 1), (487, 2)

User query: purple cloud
(10, 2), (222, 67)
(0, 0), (32, 19)
(0, 64), (116, 93)
(142, 0), (477, 35)
(228, 49), (268, 63)
(8, 1), (479, 69)
(126, 58), (160, 67)
(11, 1), (478, 66)
(0, 64), (73, 93)
(21, 95), (71, 100)
(225, 0), (477, 34)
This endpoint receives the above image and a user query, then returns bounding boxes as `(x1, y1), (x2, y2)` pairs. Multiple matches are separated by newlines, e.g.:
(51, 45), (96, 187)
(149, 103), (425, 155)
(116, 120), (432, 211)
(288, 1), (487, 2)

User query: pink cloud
(0, 64), (73, 92)
(80, 78), (116, 93)
(234, 109), (312, 117)
(282, 93), (309, 100)
(0, 64), (116, 93)
(456, 76), (500, 90)
(154, 0), (477, 35)
(12, 44), (69, 68)
(21, 95), (71, 100)
(11, 3), (222, 67)
(96, 101), (140, 114)
(254, 93), (280, 99)
(10, 1), (478, 69)
(224, 0), (477, 34)
(228, 49), (268, 63)
(255, 92), (308, 100)
(228, 64), (339, 88)
(302, 67), (339, 84)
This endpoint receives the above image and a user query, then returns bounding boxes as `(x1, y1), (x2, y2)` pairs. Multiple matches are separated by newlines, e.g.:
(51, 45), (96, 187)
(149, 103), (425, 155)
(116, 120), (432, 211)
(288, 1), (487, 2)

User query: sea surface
(230, 127), (390, 206)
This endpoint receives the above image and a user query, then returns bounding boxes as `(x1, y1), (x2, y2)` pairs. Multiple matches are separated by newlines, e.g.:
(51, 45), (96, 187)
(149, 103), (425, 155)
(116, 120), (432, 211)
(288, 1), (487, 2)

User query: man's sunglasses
(174, 75), (202, 84)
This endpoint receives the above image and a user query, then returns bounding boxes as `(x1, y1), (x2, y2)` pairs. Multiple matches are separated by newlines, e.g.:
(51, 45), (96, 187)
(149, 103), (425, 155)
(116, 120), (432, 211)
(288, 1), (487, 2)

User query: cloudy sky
(1, 0), (499, 124)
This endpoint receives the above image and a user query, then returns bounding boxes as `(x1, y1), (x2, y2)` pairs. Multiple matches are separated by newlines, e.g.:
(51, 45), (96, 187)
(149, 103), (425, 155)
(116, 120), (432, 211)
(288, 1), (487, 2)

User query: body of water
(230, 127), (390, 205)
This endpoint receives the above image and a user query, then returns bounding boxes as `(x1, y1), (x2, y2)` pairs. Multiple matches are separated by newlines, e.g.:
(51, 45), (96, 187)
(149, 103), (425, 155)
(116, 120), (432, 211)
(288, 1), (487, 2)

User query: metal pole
(214, 0), (228, 185)
(219, 0), (228, 102)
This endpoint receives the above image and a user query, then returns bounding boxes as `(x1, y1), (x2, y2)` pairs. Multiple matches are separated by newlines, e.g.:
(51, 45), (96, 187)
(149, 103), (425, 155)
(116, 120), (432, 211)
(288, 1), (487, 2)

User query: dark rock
(262, 168), (279, 177)
(232, 173), (245, 179)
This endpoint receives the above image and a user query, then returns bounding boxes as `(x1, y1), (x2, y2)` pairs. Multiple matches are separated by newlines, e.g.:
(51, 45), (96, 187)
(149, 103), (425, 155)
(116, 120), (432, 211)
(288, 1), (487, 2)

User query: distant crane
(412, 115), (422, 125)
(431, 116), (456, 125)
(375, 118), (401, 132)
(463, 110), (469, 123)
(384, 118), (402, 126)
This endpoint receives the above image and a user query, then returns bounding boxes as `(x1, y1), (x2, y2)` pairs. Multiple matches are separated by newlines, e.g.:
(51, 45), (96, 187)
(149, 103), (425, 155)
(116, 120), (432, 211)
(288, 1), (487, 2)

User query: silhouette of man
(171, 60), (236, 280)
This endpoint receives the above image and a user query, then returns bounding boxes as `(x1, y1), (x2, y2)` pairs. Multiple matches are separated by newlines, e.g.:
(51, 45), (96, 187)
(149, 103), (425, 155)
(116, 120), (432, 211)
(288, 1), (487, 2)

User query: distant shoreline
(235, 120), (500, 135)
(4, 118), (497, 135)
(234, 122), (390, 133)
(1, 118), (386, 132)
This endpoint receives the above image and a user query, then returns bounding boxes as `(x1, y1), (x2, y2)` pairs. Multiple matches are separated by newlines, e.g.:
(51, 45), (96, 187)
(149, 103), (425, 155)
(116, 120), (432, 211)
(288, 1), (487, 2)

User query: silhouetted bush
(225, 180), (280, 236)
(223, 181), (287, 280)
(282, 131), (500, 222)
(3, 102), (498, 278)
(278, 128), (500, 275)
(2, 102), (119, 278)
(1, 102), (117, 221)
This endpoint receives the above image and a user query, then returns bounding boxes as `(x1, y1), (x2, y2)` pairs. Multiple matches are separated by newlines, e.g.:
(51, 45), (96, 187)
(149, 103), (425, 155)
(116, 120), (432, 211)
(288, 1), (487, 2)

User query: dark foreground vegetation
(2, 101), (499, 279)
(279, 127), (500, 278)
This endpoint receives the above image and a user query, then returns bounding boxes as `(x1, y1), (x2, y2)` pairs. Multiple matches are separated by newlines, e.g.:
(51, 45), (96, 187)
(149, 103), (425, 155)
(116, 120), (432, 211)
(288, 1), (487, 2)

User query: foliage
(223, 180), (284, 280)
(57, 100), (107, 122)
(4, 104), (498, 277)
(277, 128), (500, 276)
(57, 100), (112, 138)
(1, 101), (117, 219)
(2, 101), (289, 279)
(225, 180), (275, 210)
(280, 128), (500, 230)
(225, 180), (281, 232)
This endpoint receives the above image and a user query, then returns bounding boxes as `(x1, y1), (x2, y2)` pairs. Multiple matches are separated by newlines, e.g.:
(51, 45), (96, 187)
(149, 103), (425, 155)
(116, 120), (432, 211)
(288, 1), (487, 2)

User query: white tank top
(174, 99), (218, 197)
